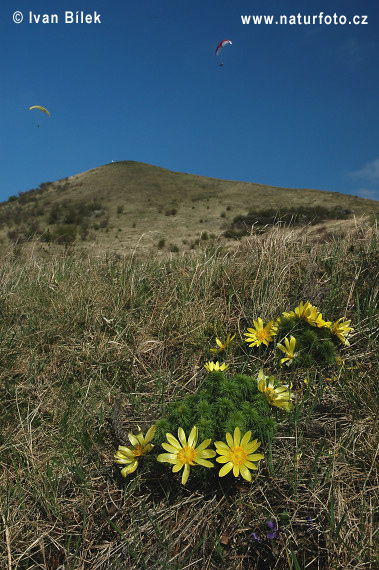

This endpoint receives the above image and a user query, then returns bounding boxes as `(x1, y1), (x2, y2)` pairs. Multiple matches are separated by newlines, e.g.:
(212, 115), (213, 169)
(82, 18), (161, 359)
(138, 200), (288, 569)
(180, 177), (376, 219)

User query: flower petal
(114, 456), (134, 465)
(214, 441), (229, 452)
(187, 426), (198, 448)
(216, 455), (231, 463)
(240, 465), (252, 482)
(144, 443), (154, 454)
(177, 428), (187, 448)
(181, 464), (190, 485)
(232, 464), (240, 477)
(226, 432), (234, 448)
(195, 458), (214, 468)
(166, 433), (181, 449)
(233, 427), (241, 447)
(197, 449), (216, 459)
(240, 430), (252, 448)
(157, 453), (177, 464)
(128, 433), (139, 447)
(244, 439), (261, 454)
(196, 439), (212, 452)
(244, 460), (258, 470)
(115, 448), (134, 460)
(120, 460), (138, 477)
(144, 425), (156, 444)
(219, 462), (233, 477)
(246, 453), (264, 463)
(162, 442), (179, 454)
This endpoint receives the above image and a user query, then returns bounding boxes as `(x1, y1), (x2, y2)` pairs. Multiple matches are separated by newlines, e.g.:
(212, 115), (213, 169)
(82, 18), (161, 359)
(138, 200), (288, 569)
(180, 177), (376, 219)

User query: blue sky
(1, 0), (379, 202)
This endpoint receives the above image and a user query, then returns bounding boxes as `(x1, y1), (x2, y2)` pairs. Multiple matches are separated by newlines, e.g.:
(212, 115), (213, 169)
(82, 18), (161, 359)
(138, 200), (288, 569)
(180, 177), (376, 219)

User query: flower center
(177, 446), (196, 465)
(229, 446), (247, 466)
(132, 444), (144, 457)
(257, 329), (269, 341)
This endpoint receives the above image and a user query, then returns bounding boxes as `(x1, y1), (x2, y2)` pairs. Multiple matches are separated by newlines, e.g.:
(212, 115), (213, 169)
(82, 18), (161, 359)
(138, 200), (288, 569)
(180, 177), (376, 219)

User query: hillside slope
(1, 161), (377, 253)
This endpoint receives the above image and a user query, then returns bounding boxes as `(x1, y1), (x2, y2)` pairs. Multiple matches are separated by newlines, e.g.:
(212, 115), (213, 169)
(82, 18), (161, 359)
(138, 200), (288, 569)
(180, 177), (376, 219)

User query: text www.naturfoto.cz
(241, 13), (368, 26)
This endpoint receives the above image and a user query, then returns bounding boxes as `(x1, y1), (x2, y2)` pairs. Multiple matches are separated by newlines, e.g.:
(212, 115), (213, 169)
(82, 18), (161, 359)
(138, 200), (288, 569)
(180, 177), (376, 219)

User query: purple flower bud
(250, 532), (261, 543)
(266, 520), (282, 540)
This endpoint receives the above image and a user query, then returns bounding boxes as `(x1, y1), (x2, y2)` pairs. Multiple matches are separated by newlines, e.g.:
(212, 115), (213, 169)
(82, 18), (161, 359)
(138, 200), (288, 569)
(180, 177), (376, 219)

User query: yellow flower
(114, 424), (156, 477)
(277, 335), (298, 366)
(293, 301), (314, 320)
(283, 301), (315, 323)
(307, 306), (331, 328)
(157, 427), (216, 485)
(210, 333), (235, 353)
(327, 318), (353, 346)
(204, 361), (230, 372)
(244, 318), (277, 347)
(215, 427), (264, 482)
(257, 370), (293, 412)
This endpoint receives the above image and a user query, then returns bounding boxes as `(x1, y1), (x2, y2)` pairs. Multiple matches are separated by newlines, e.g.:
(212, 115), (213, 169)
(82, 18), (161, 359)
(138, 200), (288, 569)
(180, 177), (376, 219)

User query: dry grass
(0, 222), (378, 569)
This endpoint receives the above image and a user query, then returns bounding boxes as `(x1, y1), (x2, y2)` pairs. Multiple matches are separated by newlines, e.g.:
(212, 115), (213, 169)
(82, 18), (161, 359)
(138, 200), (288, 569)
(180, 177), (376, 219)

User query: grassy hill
(1, 161), (378, 253)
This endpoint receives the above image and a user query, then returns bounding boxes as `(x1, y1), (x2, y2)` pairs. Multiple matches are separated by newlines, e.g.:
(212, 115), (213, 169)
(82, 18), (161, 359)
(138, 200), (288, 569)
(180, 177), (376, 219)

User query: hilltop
(1, 161), (378, 253)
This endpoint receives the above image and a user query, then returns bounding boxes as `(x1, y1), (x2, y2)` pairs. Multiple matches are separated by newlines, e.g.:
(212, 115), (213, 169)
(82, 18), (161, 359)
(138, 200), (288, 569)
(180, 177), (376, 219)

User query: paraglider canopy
(29, 106), (51, 117)
(215, 39), (232, 57)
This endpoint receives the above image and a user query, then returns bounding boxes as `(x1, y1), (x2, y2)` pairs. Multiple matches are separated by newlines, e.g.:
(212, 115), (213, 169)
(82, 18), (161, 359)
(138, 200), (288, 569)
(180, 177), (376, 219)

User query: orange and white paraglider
(215, 39), (232, 66)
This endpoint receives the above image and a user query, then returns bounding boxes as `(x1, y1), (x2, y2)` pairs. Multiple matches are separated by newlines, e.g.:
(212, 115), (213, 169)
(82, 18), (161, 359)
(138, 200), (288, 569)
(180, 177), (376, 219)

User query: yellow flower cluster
(158, 426), (264, 485)
(282, 300), (329, 327)
(282, 301), (353, 345)
(116, 425), (264, 485)
(243, 301), (354, 350)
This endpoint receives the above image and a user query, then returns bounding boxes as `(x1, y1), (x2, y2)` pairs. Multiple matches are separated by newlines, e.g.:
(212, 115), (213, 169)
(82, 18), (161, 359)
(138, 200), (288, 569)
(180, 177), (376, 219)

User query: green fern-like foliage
(155, 372), (274, 445)
(276, 317), (337, 367)
(153, 370), (276, 484)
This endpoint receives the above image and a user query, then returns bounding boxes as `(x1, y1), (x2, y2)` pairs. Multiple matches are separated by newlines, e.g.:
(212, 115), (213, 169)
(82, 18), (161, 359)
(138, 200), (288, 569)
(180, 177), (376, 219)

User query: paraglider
(29, 106), (50, 127)
(29, 106), (50, 116)
(215, 39), (232, 66)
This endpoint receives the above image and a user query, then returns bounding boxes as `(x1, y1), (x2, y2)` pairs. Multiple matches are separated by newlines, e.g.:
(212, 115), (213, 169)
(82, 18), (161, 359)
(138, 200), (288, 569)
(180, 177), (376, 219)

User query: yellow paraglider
(29, 106), (51, 117)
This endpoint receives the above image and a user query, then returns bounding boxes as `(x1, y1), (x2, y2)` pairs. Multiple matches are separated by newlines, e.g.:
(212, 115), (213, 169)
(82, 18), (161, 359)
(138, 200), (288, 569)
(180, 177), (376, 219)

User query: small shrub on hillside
(223, 228), (247, 240)
(7, 229), (23, 243)
(48, 205), (60, 224)
(52, 224), (77, 245)
(228, 205), (355, 237)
